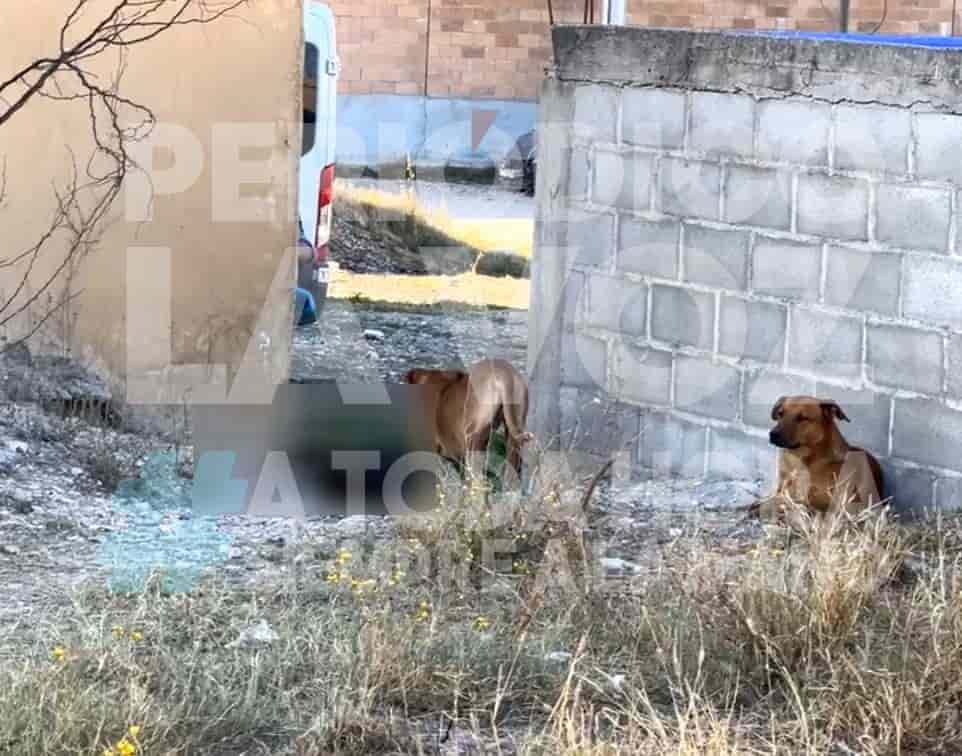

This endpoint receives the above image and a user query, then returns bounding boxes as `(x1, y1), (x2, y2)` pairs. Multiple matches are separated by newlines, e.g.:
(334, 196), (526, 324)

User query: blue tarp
(735, 30), (962, 49)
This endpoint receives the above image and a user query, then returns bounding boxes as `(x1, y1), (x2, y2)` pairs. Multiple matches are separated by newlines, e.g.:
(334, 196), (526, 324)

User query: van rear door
(301, 1), (337, 251)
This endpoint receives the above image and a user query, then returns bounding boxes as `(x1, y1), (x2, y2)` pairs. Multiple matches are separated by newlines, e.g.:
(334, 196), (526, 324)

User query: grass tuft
(4, 465), (962, 754)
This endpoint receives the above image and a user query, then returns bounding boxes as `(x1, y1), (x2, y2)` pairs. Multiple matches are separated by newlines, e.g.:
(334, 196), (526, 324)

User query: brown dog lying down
(404, 358), (534, 478)
(752, 395), (885, 520)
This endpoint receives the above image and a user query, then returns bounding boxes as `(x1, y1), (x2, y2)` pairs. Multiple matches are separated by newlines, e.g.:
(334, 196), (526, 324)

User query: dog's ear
(820, 400), (850, 423)
(403, 369), (418, 384)
(770, 396), (787, 421)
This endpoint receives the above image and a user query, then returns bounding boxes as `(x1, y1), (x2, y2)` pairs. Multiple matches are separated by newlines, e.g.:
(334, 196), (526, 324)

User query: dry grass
(329, 181), (532, 309)
(3, 473), (962, 755)
(329, 267), (530, 310)
(337, 182), (534, 259)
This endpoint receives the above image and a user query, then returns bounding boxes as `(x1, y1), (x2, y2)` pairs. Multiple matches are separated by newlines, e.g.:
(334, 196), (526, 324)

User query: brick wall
(324, 0), (959, 100)
(326, 0), (579, 99)
(328, 0), (429, 96)
(530, 27), (962, 513)
(628, 0), (954, 34)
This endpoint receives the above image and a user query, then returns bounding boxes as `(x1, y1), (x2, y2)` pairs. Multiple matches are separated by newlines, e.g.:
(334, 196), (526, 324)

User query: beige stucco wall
(0, 0), (303, 396)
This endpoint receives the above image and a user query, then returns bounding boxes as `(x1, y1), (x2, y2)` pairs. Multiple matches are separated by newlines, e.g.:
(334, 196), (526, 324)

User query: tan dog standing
(755, 395), (885, 520)
(404, 358), (534, 479)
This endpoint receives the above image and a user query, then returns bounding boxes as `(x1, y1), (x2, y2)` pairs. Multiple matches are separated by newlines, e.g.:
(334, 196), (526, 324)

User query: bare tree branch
(0, 0), (248, 354)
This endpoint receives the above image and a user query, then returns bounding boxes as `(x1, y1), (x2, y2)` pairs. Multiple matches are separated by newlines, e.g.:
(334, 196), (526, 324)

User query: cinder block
(536, 119), (578, 196)
(540, 207), (615, 270)
(651, 284), (714, 350)
(718, 295), (787, 364)
(903, 255), (962, 329)
(689, 91), (754, 157)
(559, 387), (642, 458)
(882, 461), (935, 516)
(708, 428), (777, 483)
(572, 83), (618, 143)
(540, 79), (578, 129)
(618, 217), (680, 279)
(757, 99), (831, 166)
(834, 104), (911, 175)
(561, 332), (606, 391)
(585, 275), (647, 337)
(752, 237), (822, 302)
(723, 164), (792, 230)
(947, 335), (962, 398)
(935, 476), (962, 512)
(683, 224), (751, 290)
(876, 183), (951, 253)
(867, 323), (943, 395)
(893, 397), (962, 472)
(592, 150), (654, 212)
(659, 157), (720, 220)
(797, 173), (869, 241)
(675, 355), (741, 421)
(639, 411), (707, 478)
(814, 383), (892, 457)
(824, 246), (901, 316)
(611, 343), (673, 406)
(742, 370), (816, 430)
(915, 112), (962, 185)
(564, 147), (590, 202)
(621, 88), (686, 149)
(561, 269), (587, 331)
(788, 307), (863, 380)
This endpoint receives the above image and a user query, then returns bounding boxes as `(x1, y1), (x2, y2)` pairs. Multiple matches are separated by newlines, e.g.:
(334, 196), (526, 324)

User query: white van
(297, 1), (338, 310)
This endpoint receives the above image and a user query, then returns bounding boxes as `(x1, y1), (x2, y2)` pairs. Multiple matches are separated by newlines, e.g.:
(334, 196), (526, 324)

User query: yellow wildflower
(128, 725), (141, 739)
(473, 616), (491, 631)
(115, 737), (136, 756)
(111, 625), (125, 638)
(130, 631), (143, 642)
(52, 646), (67, 662)
(415, 600), (431, 622)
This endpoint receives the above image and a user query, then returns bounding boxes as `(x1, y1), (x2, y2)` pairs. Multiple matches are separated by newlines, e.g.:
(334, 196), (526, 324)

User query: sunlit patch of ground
(329, 265), (529, 309)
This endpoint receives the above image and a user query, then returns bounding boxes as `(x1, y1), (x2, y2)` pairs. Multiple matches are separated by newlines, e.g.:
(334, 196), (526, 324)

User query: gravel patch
(290, 299), (528, 382)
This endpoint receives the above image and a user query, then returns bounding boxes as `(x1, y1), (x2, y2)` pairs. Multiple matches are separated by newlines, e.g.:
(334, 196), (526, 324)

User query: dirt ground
(290, 299), (528, 382)
(0, 190), (769, 666)
(0, 332), (766, 664)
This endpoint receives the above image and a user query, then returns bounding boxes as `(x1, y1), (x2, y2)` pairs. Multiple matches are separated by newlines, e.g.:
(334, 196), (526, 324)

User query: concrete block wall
(530, 27), (962, 513)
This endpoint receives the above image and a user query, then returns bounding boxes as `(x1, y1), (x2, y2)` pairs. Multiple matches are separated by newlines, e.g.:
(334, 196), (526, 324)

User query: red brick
(327, 0), (962, 102)
(394, 81), (423, 95)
